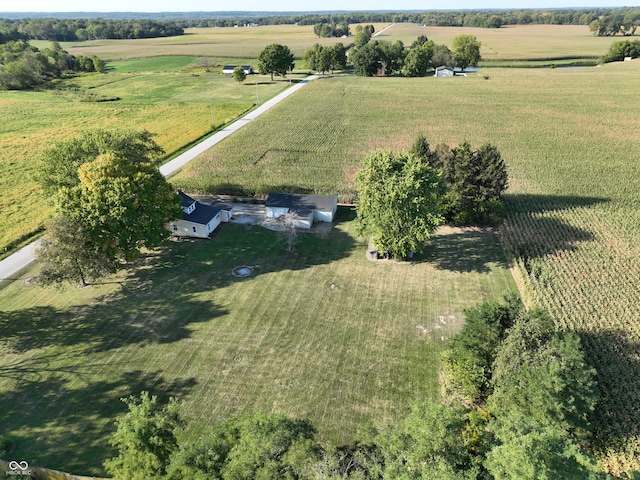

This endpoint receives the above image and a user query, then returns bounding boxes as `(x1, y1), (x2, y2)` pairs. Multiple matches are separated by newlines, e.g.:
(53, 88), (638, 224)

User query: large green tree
(377, 40), (406, 75)
(36, 129), (182, 281)
(61, 150), (182, 261)
(410, 136), (508, 224)
(328, 43), (348, 73)
(355, 150), (444, 259)
(380, 400), (479, 479)
(431, 43), (454, 68)
(104, 392), (184, 480)
(488, 309), (599, 442)
(38, 129), (165, 196)
(257, 43), (294, 80)
(485, 414), (601, 480)
(353, 24), (374, 47)
(167, 412), (318, 479)
(402, 39), (435, 77)
(440, 294), (523, 406)
(350, 41), (382, 76)
(451, 34), (481, 71)
(438, 141), (508, 224)
(35, 215), (117, 288)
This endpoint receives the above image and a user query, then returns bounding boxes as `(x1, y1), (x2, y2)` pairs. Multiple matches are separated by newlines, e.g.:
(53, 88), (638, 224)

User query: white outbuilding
(265, 193), (338, 229)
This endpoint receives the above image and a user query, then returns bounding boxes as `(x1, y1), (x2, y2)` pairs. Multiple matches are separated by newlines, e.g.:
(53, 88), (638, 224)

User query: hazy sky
(0, 0), (632, 13)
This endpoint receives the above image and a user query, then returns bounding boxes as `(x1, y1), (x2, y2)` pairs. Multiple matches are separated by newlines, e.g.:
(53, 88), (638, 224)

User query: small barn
(265, 193), (338, 229)
(168, 191), (233, 238)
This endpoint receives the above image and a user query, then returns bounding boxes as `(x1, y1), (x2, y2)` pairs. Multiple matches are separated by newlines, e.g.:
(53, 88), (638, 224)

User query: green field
(0, 68), (291, 257)
(3, 24), (640, 475)
(0, 211), (514, 475)
(170, 62), (640, 474)
(1, 24), (619, 256)
(63, 24), (356, 61)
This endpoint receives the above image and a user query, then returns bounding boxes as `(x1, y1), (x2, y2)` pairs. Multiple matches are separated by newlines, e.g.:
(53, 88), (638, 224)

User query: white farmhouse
(168, 191), (233, 238)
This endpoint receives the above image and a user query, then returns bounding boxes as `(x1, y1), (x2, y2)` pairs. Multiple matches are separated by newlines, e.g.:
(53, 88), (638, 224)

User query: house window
(172, 225), (178, 231)
(192, 226), (197, 233)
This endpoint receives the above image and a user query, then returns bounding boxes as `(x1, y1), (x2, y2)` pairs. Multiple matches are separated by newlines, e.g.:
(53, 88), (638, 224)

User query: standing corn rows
(500, 198), (640, 474)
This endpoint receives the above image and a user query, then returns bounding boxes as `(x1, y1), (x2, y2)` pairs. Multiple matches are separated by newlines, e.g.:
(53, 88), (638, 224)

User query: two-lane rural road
(0, 73), (321, 281)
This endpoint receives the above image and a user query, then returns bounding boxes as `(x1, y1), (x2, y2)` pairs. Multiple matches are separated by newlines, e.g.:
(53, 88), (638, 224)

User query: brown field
(64, 24), (370, 61)
(375, 23), (621, 59)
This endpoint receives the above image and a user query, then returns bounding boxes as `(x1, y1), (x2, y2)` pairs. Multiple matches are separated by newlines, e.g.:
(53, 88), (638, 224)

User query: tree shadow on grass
(0, 365), (196, 475)
(419, 227), (508, 274)
(0, 293), (226, 355)
(577, 328), (640, 452)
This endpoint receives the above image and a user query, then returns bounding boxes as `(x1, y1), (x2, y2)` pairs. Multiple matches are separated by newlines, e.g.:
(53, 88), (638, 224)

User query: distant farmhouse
(265, 193), (337, 229)
(168, 191), (232, 238)
(222, 65), (254, 75)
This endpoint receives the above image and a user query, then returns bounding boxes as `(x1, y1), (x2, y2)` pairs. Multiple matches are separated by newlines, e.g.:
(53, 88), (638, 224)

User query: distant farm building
(168, 191), (232, 238)
(222, 65), (254, 75)
(265, 193), (338, 229)
(434, 66), (466, 77)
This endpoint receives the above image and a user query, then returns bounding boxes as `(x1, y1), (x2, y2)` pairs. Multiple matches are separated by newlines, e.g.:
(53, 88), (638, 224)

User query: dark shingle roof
(182, 202), (221, 225)
(178, 191), (232, 225)
(265, 193), (337, 215)
(179, 190), (196, 209)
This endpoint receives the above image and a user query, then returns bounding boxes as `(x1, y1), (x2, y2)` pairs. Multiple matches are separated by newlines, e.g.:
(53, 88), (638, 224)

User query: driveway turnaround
(0, 74), (321, 280)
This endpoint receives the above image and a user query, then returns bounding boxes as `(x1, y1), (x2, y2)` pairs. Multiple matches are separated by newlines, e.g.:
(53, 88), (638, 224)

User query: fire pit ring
(232, 266), (253, 277)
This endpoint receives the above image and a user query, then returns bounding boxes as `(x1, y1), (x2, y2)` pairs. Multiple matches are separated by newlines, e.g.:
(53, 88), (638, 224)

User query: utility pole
(210, 100), (214, 129)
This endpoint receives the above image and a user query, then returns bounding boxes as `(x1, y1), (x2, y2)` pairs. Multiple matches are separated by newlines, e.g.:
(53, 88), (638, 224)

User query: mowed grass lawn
(172, 62), (640, 473)
(0, 209), (515, 475)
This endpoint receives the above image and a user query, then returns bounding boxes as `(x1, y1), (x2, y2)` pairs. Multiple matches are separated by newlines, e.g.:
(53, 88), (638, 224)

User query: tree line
(0, 40), (104, 90)
(172, 7), (639, 30)
(5, 8), (638, 32)
(0, 18), (184, 42)
(99, 295), (625, 479)
(303, 31), (481, 77)
(589, 11), (640, 36)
